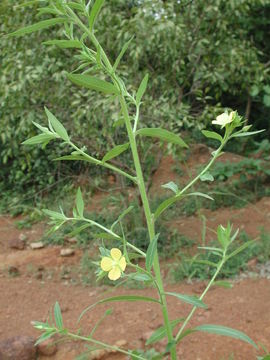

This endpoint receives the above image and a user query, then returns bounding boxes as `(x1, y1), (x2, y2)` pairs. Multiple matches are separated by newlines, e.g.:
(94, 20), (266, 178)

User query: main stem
(120, 97), (177, 360)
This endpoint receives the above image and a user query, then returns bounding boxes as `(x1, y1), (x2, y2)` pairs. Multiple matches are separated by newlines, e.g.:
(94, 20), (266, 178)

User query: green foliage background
(1, 0), (270, 206)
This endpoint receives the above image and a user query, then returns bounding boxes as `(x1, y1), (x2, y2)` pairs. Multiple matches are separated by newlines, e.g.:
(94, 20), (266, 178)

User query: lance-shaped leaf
(45, 107), (69, 141)
(186, 192), (214, 201)
(146, 234), (159, 271)
(200, 172), (214, 182)
(79, 295), (160, 321)
(136, 74), (149, 105)
(202, 130), (223, 142)
(76, 187), (84, 217)
(43, 39), (82, 49)
(43, 209), (66, 221)
(9, 18), (67, 37)
(54, 154), (97, 164)
(89, 0), (105, 31)
(113, 37), (134, 71)
(136, 128), (188, 148)
(194, 324), (258, 348)
(54, 302), (64, 329)
(102, 143), (129, 163)
(154, 195), (180, 220)
(67, 74), (118, 94)
(165, 292), (207, 308)
(162, 181), (179, 194)
(111, 206), (134, 230)
(231, 129), (265, 138)
(146, 318), (184, 345)
(22, 133), (57, 146)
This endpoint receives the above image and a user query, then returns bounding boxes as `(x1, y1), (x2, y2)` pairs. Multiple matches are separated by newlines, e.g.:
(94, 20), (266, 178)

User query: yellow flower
(212, 111), (236, 128)
(100, 248), (127, 281)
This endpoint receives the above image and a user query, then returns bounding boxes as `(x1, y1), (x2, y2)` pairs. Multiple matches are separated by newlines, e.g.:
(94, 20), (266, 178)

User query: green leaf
(45, 107), (69, 141)
(165, 292), (207, 308)
(146, 234), (159, 271)
(217, 225), (228, 249)
(113, 36), (134, 71)
(250, 85), (259, 97)
(92, 232), (119, 240)
(76, 187), (84, 217)
(201, 130), (223, 142)
(9, 18), (67, 37)
(79, 295), (160, 321)
(43, 209), (66, 220)
(22, 133), (56, 145)
(68, 223), (91, 237)
(136, 74), (149, 105)
(231, 129), (265, 138)
(195, 324), (258, 348)
(111, 205), (134, 230)
(264, 94), (270, 107)
(136, 128), (188, 148)
(186, 192), (214, 201)
(194, 260), (218, 268)
(200, 172), (214, 182)
(54, 302), (63, 329)
(127, 273), (152, 282)
(43, 39), (82, 49)
(146, 318), (184, 345)
(154, 195), (180, 220)
(35, 331), (56, 346)
(213, 280), (233, 288)
(226, 240), (255, 260)
(89, 0), (105, 31)
(161, 181), (179, 194)
(67, 74), (118, 94)
(102, 143), (129, 163)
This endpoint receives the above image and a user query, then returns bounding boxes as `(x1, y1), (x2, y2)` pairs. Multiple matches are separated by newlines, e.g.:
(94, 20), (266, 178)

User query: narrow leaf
(22, 133), (56, 145)
(68, 224), (91, 237)
(136, 74), (149, 105)
(213, 281), (233, 288)
(165, 292), (207, 308)
(45, 107), (69, 141)
(76, 187), (84, 217)
(53, 154), (97, 164)
(79, 295), (160, 321)
(195, 324), (258, 348)
(111, 206), (134, 230)
(231, 129), (265, 138)
(43, 39), (82, 49)
(226, 240), (255, 260)
(43, 209), (66, 220)
(89, 0), (105, 31)
(146, 318), (184, 345)
(136, 128), (188, 148)
(113, 37), (134, 71)
(102, 143), (129, 163)
(54, 302), (63, 329)
(67, 74), (118, 94)
(200, 172), (214, 182)
(186, 192), (214, 201)
(9, 18), (66, 37)
(154, 195), (180, 220)
(162, 181), (179, 194)
(202, 130), (223, 142)
(35, 331), (56, 346)
(146, 234), (159, 271)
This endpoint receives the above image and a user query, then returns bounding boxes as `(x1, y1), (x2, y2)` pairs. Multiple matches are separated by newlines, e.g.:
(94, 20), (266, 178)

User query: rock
(30, 242), (44, 250)
(19, 233), (28, 242)
(8, 238), (25, 250)
(60, 248), (75, 257)
(37, 339), (57, 356)
(0, 336), (36, 360)
(88, 349), (107, 360)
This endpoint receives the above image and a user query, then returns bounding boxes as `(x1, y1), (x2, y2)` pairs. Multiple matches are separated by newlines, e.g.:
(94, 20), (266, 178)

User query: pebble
(30, 242), (44, 250)
(60, 248), (75, 257)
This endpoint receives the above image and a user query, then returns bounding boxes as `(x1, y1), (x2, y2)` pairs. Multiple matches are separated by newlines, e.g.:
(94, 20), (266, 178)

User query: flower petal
(119, 256), (126, 271)
(108, 266), (121, 281)
(101, 257), (113, 271)
(110, 248), (122, 261)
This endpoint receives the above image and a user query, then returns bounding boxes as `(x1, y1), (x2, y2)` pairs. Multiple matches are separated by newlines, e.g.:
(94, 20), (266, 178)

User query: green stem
(67, 332), (146, 360)
(175, 258), (225, 342)
(69, 142), (137, 183)
(120, 96), (177, 360)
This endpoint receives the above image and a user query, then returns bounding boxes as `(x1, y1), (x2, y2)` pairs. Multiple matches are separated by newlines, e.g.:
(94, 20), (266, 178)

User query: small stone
(37, 339), (57, 356)
(0, 336), (36, 360)
(67, 237), (77, 244)
(60, 248), (75, 257)
(19, 233), (28, 242)
(8, 238), (25, 250)
(30, 242), (44, 250)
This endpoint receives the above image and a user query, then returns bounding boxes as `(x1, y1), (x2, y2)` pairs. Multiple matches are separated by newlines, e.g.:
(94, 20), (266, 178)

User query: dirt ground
(1, 149), (270, 360)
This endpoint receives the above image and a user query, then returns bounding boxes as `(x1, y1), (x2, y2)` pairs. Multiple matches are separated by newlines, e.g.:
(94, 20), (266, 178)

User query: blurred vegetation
(1, 0), (270, 212)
